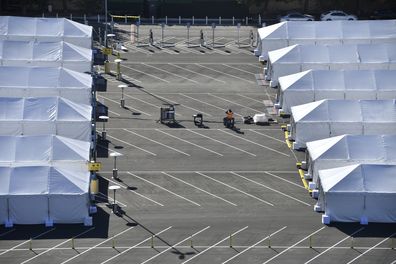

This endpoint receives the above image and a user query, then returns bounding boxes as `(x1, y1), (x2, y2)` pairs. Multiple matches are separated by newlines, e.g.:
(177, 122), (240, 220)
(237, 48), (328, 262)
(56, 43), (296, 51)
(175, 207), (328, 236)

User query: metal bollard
(29, 238), (32, 251)
(165, 16), (168, 25)
(97, 14), (100, 23)
(190, 236), (193, 248)
(112, 236), (115, 249)
(245, 16), (248, 25)
(229, 234), (233, 248)
(192, 16), (194, 25)
(206, 16), (208, 25)
(350, 237), (354, 249)
(179, 16), (181, 25)
(309, 236), (312, 248)
(232, 16), (235, 25)
(152, 16), (154, 24)
(72, 238), (75, 249)
(219, 16), (221, 25)
(151, 235), (154, 248)
(70, 14), (73, 20)
(268, 233), (271, 248)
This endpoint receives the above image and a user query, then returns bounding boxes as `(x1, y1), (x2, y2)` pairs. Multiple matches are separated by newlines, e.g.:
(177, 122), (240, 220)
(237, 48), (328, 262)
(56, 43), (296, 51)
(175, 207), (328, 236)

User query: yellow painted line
(298, 169), (312, 193)
(284, 131), (292, 149)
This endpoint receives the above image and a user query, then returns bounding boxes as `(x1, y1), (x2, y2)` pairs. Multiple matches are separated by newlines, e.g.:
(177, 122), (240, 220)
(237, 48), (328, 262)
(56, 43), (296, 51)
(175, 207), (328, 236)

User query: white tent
(0, 66), (92, 104)
(255, 20), (396, 61)
(0, 16), (92, 48)
(266, 43), (396, 87)
(0, 97), (92, 141)
(305, 135), (396, 185)
(289, 99), (396, 149)
(0, 40), (92, 73)
(316, 164), (396, 223)
(276, 69), (396, 115)
(0, 165), (90, 225)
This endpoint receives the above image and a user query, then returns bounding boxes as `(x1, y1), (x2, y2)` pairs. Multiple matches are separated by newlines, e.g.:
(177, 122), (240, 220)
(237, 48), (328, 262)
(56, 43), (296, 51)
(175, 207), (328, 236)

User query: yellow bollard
(268, 234), (271, 248)
(104, 60), (110, 74)
(190, 236), (193, 248)
(392, 237), (394, 250)
(90, 178), (99, 195)
(151, 235), (154, 248)
(112, 236), (115, 249)
(29, 238), (32, 251)
(72, 238), (75, 249)
(350, 237), (354, 249)
(309, 236), (312, 248)
(117, 52), (121, 60)
(229, 234), (233, 248)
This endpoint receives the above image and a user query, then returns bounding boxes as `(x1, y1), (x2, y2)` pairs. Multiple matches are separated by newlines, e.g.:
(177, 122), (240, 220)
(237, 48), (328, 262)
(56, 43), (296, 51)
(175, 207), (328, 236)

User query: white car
(320, 10), (357, 21)
(279, 12), (315, 22)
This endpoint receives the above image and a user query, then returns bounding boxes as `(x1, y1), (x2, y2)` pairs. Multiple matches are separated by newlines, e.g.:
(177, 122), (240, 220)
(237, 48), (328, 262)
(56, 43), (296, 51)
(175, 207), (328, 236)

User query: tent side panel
(9, 196), (48, 224)
(49, 194), (89, 223)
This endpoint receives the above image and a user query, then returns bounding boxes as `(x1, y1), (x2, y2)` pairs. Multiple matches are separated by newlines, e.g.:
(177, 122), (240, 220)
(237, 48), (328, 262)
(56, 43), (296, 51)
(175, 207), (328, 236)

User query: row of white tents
(0, 16), (94, 227)
(256, 20), (396, 224)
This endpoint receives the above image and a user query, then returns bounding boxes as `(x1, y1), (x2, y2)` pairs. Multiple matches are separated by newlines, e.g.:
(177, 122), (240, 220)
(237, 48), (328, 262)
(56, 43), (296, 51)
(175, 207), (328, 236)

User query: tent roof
(0, 66), (92, 88)
(0, 165), (89, 195)
(268, 43), (396, 64)
(291, 99), (396, 123)
(258, 20), (396, 40)
(279, 69), (396, 92)
(0, 96), (91, 121)
(0, 16), (92, 48)
(307, 134), (396, 161)
(0, 135), (90, 162)
(319, 164), (396, 193)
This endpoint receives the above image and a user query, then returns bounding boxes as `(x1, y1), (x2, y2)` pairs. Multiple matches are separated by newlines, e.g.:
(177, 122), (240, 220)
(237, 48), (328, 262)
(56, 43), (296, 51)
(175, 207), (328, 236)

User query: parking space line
(142, 63), (199, 84)
(264, 171), (306, 189)
(100, 226), (173, 264)
(124, 129), (191, 156)
(196, 172), (274, 206)
(106, 133), (157, 156)
(98, 95), (152, 116)
(156, 129), (223, 156)
(187, 129), (256, 157)
(107, 109), (121, 116)
(181, 226), (249, 264)
(208, 93), (262, 113)
(305, 227), (365, 264)
(140, 226), (211, 264)
(100, 176), (164, 206)
(237, 93), (265, 104)
(97, 192), (127, 208)
(218, 129), (290, 157)
(222, 64), (256, 75)
(180, 93), (243, 117)
(61, 226), (136, 264)
(109, 70), (142, 83)
(248, 129), (286, 144)
(0, 229), (15, 237)
(123, 93), (160, 108)
(195, 63), (255, 84)
(0, 228), (56, 256)
(169, 63), (226, 84)
(153, 93), (212, 117)
(244, 63), (263, 69)
(262, 226), (326, 264)
(121, 64), (170, 83)
(127, 172), (201, 206)
(230, 172), (311, 206)
(222, 226), (287, 264)
(21, 227), (95, 264)
(162, 172), (237, 206)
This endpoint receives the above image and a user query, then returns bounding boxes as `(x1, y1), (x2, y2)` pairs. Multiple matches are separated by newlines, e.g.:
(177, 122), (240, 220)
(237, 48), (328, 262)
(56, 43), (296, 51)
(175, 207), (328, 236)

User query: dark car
(371, 9), (396, 20)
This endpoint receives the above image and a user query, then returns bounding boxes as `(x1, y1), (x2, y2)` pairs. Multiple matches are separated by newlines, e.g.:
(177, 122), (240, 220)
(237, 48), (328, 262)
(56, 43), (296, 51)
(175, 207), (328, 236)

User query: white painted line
(305, 227), (365, 264)
(107, 109), (121, 117)
(208, 93), (262, 113)
(121, 64), (170, 83)
(180, 93), (243, 118)
(230, 172), (311, 206)
(196, 172), (274, 206)
(61, 226), (136, 264)
(346, 231), (396, 264)
(21, 227), (95, 264)
(222, 226), (287, 264)
(264, 171), (305, 189)
(169, 63), (226, 84)
(109, 70), (142, 83)
(140, 226), (211, 264)
(195, 63), (255, 84)
(106, 133), (157, 156)
(127, 172), (201, 206)
(156, 129), (223, 156)
(162, 172), (237, 206)
(98, 94), (152, 116)
(262, 226), (326, 264)
(97, 192), (127, 208)
(244, 63), (263, 69)
(249, 129), (285, 144)
(123, 94), (159, 108)
(95, 140), (124, 156)
(124, 129), (191, 156)
(237, 94), (265, 104)
(142, 63), (199, 84)
(0, 228), (56, 256)
(187, 129), (256, 157)
(100, 176), (164, 206)
(181, 226), (249, 264)
(153, 93), (212, 117)
(222, 64), (256, 75)
(0, 229), (15, 237)
(100, 226), (172, 264)
(218, 129), (290, 157)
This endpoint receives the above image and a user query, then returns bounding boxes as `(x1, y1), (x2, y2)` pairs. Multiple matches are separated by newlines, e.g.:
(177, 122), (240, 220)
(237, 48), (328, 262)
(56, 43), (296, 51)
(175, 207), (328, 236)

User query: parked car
(370, 9), (396, 19)
(279, 12), (315, 22)
(320, 10), (357, 21)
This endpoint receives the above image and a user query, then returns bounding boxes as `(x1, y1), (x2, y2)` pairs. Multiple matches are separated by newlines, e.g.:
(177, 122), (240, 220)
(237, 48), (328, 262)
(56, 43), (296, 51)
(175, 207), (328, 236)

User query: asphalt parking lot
(1, 24), (396, 264)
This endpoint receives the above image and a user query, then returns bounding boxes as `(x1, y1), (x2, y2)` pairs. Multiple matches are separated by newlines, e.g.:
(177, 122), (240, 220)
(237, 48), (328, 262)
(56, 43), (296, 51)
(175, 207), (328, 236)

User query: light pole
(108, 185), (121, 213)
(104, 0), (108, 47)
(99, 115), (109, 140)
(110, 152), (123, 180)
(118, 84), (127, 108)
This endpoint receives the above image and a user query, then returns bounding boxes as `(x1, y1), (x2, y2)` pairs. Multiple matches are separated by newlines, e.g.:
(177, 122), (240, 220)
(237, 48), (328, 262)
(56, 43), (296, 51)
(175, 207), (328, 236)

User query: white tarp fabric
(0, 165), (90, 224)
(267, 43), (396, 83)
(316, 164), (396, 223)
(0, 40), (92, 73)
(0, 97), (92, 141)
(0, 66), (92, 104)
(306, 134), (396, 184)
(277, 69), (396, 115)
(0, 16), (92, 48)
(256, 20), (396, 61)
(290, 99), (396, 148)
